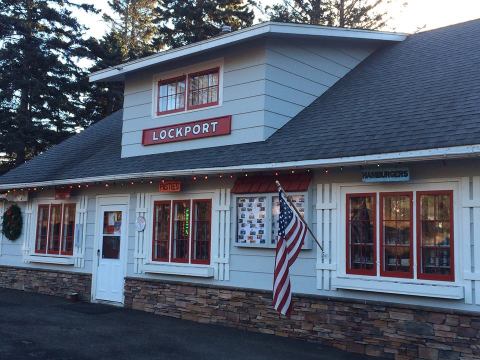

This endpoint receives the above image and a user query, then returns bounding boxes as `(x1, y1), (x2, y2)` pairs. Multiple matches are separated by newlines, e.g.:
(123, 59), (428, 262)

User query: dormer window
(157, 76), (186, 115)
(155, 65), (221, 117)
(187, 68), (219, 110)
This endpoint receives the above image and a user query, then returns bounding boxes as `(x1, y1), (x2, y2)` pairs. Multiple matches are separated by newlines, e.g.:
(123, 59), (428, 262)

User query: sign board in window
(142, 116), (231, 146)
(361, 168), (410, 183)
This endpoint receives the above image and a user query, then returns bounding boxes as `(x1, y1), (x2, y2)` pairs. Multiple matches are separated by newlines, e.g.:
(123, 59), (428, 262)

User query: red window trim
(416, 190), (455, 282)
(35, 205), (50, 254)
(152, 200), (171, 262)
(35, 203), (76, 256)
(187, 67), (220, 111)
(379, 192), (414, 279)
(190, 199), (212, 265)
(346, 193), (377, 276)
(170, 200), (190, 263)
(151, 199), (212, 265)
(156, 75), (186, 116)
(60, 203), (76, 256)
(47, 204), (62, 255)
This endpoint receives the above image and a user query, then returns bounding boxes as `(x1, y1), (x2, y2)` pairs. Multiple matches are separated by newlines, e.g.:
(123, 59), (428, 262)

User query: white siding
(120, 38), (379, 158)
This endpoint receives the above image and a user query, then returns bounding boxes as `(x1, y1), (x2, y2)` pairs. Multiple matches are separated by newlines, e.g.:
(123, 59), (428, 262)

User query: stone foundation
(0, 266), (91, 301)
(125, 277), (480, 360)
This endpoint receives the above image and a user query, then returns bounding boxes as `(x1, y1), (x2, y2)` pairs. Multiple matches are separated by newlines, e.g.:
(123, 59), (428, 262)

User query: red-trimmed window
(191, 200), (212, 264)
(157, 76), (186, 115)
(35, 204), (76, 256)
(417, 191), (454, 281)
(152, 201), (171, 261)
(171, 200), (190, 262)
(152, 199), (211, 265)
(380, 192), (413, 278)
(346, 193), (376, 276)
(61, 204), (76, 255)
(187, 68), (219, 110)
(35, 205), (49, 253)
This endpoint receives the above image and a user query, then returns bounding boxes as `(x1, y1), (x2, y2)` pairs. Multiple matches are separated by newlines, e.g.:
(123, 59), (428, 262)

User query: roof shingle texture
(1, 19), (479, 185)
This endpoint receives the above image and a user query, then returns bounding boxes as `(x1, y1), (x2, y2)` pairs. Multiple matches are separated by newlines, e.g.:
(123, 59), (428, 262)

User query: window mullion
(59, 204), (64, 255)
(376, 193), (380, 278)
(46, 205), (51, 254)
(168, 200), (175, 263)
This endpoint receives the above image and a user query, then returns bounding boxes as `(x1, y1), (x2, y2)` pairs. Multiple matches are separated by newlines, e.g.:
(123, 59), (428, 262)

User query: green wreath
(2, 204), (22, 241)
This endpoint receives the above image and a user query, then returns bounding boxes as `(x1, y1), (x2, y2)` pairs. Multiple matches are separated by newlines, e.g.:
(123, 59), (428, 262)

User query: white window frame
(233, 191), (311, 249)
(332, 179), (464, 299)
(151, 58), (224, 119)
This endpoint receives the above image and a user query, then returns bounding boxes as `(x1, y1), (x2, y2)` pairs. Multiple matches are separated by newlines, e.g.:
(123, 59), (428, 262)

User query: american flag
(273, 190), (307, 316)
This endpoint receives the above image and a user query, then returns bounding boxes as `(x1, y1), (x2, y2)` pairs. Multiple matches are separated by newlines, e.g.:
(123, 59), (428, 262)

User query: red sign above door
(142, 115), (232, 146)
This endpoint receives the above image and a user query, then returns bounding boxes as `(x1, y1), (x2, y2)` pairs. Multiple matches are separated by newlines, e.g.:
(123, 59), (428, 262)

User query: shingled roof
(1, 19), (479, 187)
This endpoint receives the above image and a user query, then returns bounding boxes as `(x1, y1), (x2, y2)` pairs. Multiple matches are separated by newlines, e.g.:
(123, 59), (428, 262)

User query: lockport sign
(142, 116), (231, 146)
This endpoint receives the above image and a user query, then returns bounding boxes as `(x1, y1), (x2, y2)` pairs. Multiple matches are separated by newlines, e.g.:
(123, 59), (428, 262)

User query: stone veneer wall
(0, 266), (91, 301)
(124, 277), (480, 360)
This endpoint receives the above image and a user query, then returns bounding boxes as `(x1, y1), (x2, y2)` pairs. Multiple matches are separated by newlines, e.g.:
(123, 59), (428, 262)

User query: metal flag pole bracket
(275, 180), (324, 253)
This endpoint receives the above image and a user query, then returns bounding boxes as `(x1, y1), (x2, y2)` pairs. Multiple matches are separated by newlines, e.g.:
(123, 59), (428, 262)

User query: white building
(1, 20), (479, 359)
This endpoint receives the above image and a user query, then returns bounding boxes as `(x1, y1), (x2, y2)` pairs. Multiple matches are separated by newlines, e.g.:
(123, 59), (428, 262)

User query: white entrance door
(94, 205), (127, 303)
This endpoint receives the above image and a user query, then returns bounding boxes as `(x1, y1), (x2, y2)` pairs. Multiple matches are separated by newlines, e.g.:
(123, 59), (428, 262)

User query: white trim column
(316, 183), (337, 290)
(74, 195), (88, 268)
(213, 188), (231, 281)
(134, 193), (147, 274)
(461, 176), (480, 305)
(22, 201), (33, 262)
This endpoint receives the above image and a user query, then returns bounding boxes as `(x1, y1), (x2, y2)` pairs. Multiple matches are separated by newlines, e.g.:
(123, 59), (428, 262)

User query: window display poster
(272, 195), (305, 244)
(237, 197), (267, 244)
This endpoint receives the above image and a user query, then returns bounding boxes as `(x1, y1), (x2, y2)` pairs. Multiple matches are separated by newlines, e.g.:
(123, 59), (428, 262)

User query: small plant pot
(66, 292), (79, 302)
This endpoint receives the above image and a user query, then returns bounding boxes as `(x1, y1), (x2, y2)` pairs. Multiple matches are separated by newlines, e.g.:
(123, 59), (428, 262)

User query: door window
(102, 211), (122, 259)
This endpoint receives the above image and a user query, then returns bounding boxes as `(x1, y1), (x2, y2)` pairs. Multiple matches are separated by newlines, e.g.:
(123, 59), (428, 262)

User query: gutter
(0, 144), (479, 190)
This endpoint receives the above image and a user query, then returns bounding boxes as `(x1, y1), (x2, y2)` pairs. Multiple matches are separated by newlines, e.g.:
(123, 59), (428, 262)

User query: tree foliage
(267, 0), (394, 30)
(155, 0), (256, 48)
(0, 0), (96, 172)
(82, 0), (160, 124)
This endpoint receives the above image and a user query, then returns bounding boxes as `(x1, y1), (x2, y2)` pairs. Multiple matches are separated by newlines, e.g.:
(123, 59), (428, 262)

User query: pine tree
(103, 0), (158, 61)
(155, 0), (256, 48)
(0, 0), (96, 172)
(267, 0), (395, 30)
(82, 0), (160, 124)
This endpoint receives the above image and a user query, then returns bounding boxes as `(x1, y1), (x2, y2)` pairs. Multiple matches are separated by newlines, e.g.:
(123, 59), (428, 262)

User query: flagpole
(275, 180), (324, 253)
